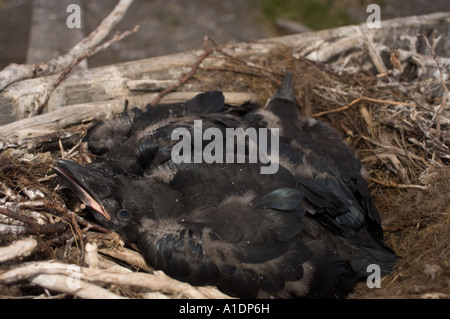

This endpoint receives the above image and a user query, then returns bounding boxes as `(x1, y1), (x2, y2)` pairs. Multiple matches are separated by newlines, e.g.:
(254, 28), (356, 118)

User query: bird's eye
(118, 209), (131, 221)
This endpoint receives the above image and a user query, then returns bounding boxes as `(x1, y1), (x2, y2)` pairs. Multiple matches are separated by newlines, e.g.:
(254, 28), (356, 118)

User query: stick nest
(1, 31), (449, 299)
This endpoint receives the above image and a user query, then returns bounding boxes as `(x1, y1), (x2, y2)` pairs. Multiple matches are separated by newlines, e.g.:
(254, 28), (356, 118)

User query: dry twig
(0, 207), (67, 236)
(368, 177), (429, 190)
(355, 26), (388, 75)
(0, 260), (232, 299)
(313, 97), (416, 117)
(29, 25), (139, 117)
(0, 238), (38, 263)
(418, 32), (449, 141)
(0, 0), (135, 92)
(150, 36), (218, 106)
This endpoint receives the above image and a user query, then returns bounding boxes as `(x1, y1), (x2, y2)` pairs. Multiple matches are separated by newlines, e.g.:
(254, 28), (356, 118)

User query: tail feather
(269, 73), (296, 103)
(185, 91), (225, 114)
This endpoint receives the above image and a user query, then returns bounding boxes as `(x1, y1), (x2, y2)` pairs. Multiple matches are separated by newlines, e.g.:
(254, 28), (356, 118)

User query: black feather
(253, 188), (304, 211)
(54, 74), (397, 299)
(185, 90), (225, 114)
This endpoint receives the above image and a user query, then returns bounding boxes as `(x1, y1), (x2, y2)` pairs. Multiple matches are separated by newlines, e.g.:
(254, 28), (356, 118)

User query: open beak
(53, 159), (111, 220)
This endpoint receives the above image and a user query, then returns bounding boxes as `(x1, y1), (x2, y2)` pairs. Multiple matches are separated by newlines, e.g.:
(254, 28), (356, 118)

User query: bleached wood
(0, 92), (257, 139)
(1, 12), (448, 125)
(0, 260), (232, 299)
(0, 238), (38, 262)
(0, 0), (134, 91)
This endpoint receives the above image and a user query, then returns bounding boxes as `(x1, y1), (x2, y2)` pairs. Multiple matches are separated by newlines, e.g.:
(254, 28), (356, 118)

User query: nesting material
(1, 13), (449, 298)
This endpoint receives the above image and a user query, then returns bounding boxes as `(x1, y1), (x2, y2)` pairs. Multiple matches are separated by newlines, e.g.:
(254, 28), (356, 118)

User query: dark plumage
(54, 74), (396, 298)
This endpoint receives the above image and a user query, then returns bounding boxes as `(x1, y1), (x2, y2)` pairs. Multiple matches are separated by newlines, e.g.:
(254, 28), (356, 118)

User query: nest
(1, 19), (449, 299)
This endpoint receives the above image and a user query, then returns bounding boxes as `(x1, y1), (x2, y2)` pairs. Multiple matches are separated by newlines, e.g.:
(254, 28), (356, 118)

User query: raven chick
(54, 75), (396, 298)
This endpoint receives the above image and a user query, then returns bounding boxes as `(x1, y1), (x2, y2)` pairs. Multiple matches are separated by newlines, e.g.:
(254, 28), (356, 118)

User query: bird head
(53, 159), (181, 242)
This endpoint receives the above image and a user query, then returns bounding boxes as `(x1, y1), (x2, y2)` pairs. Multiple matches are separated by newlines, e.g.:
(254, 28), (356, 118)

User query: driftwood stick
(418, 32), (449, 141)
(1, 12), (449, 123)
(0, 260), (232, 299)
(355, 26), (388, 74)
(0, 224), (27, 236)
(150, 36), (218, 106)
(0, 238), (38, 263)
(0, 207), (67, 235)
(0, 92), (257, 140)
(32, 274), (126, 299)
(368, 177), (429, 190)
(0, 0), (135, 91)
(84, 242), (100, 269)
(29, 25), (140, 118)
(98, 246), (153, 272)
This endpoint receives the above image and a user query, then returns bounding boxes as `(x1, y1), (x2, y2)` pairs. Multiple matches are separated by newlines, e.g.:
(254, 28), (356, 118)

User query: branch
(0, 238), (38, 263)
(0, 261), (232, 299)
(368, 177), (429, 190)
(29, 25), (139, 117)
(0, 0), (135, 91)
(0, 91), (256, 142)
(418, 32), (449, 141)
(354, 26), (388, 74)
(0, 207), (67, 236)
(150, 36), (217, 106)
(312, 96), (416, 117)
